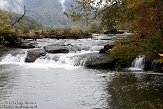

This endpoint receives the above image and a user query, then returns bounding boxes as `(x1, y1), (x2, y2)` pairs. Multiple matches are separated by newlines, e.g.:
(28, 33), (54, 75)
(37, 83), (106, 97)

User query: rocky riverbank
(1, 33), (162, 72)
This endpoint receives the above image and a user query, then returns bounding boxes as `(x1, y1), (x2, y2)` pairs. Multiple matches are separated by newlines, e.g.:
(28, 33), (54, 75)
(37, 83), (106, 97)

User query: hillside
(0, 0), (82, 28)
(24, 0), (75, 28)
(0, 10), (42, 30)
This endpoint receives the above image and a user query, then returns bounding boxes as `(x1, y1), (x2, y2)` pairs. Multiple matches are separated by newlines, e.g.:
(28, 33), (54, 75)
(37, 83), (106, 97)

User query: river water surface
(0, 34), (163, 109)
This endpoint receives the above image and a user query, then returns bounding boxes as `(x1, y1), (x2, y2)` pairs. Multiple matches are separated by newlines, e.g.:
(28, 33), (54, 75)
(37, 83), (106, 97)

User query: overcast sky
(0, 0), (68, 13)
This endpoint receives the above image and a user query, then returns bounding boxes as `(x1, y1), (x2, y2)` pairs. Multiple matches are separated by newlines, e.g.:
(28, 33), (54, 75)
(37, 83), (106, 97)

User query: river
(0, 34), (163, 109)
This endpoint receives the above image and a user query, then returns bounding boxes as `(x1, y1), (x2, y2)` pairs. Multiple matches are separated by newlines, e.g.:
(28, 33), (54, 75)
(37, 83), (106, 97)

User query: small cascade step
(128, 55), (145, 71)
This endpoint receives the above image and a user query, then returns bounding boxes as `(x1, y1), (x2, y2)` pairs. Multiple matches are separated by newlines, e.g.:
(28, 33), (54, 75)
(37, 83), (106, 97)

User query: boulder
(84, 53), (114, 69)
(143, 57), (155, 71)
(44, 44), (78, 53)
(132, 56), (163, 72)
(104, 29), (124, 34)
(99, 44), (115, 53)
(99, 48), (106, 53)
(44, 44), (69, 53)
(143, 56), (163, 72)
(18, 42), (36, 49)
(25, 49), (46, 62)
(0, 47), (12, 57)
(16, 38), (36, 49)
(104, 44), (115, 50)
(151, 60), (163, 72)
(65, 44), (78, 52)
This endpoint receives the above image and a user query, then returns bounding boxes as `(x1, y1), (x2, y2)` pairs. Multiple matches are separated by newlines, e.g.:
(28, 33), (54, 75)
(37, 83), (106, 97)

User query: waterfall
(128, 55), (145, 71)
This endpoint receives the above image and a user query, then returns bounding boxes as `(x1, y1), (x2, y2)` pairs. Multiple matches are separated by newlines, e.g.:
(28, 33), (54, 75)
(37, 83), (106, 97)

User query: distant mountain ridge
(0, 10), (42, 30)
(23, 0), (74, 28)
(0, 0), (77, 28)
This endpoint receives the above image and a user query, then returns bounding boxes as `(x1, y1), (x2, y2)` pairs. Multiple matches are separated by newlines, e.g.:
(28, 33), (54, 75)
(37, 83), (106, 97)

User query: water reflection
(0, 65), (19, 101)
(107, 72), (163, 109)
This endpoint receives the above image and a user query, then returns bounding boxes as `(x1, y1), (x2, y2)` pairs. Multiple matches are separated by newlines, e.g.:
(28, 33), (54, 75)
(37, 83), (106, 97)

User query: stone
(44, 44), (69, 53)
(104, 29), (124, 34)
(25, 49), (46, 62)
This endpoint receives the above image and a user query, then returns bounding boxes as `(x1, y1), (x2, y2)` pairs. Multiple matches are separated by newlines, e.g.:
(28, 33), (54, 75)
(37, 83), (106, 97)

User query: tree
(0, 11), (11, 45)
(126, 0), (163, 39)
(0, 6), (26, 45)
(66, 0), (163, 70)
(66, 0), (163, 35)
(65, 0), (130, 30)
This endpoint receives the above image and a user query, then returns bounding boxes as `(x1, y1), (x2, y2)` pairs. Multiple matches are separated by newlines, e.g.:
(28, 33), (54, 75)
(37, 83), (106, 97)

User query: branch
(121, 40), (161, 57)
(11, 6), (26, 27)
(134, 43), (160, 56)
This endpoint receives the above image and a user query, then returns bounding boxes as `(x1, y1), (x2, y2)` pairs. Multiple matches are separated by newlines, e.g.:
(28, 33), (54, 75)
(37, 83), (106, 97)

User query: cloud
(0, 0), (24, 13)
(58, 0), (66, 12)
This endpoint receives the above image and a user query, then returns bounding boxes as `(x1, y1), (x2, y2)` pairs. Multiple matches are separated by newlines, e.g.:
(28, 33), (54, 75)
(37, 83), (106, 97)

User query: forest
(66, 0), (163, 71)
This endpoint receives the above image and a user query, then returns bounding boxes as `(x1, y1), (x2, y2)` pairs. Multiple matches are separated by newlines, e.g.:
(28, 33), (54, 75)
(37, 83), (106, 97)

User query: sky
(0, 0), (67, 13)
(0, 0), (23, 13)
(58, 0), (66, 11)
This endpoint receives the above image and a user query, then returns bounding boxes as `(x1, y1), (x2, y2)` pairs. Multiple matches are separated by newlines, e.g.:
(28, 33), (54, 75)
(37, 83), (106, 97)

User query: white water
(1, 53), (27, 64)
(0, 36), (112, 108)
(128, 55), (145, 71)
(0, 51), (99, 68)
(0, 37), (112, 69)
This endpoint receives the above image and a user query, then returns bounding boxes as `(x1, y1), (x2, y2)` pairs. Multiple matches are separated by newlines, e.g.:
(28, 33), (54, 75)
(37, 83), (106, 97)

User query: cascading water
(128, 55), (145, 71)
(0, 37), (111, 68)
(0, 53), (27, 64)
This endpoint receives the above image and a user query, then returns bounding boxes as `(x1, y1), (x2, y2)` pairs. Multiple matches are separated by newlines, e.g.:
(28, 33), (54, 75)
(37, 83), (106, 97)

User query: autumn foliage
(127, 0), (163, 39)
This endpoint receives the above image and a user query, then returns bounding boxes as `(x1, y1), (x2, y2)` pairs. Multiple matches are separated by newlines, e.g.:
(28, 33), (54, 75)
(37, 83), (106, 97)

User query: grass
(16, 28), (92, 39)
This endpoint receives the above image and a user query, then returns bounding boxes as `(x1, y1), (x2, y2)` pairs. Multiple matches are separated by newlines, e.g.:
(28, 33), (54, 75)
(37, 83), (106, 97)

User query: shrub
(109, 34), (163, 69)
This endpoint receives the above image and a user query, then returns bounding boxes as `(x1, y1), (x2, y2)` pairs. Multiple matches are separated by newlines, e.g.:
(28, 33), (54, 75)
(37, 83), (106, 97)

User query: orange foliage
(126, 0), (163, 39)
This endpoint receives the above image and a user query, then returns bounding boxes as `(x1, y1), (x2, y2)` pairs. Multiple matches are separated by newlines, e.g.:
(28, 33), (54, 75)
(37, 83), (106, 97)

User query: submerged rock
(25, 49), (46, 62)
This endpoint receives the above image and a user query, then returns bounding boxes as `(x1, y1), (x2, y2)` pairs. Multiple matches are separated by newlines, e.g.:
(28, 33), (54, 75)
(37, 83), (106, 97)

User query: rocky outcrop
(99, 49), (106, 53)
(16, 38), (36, 49)
(104, 29), (124, 34)
(44, 44), (69, 53)
(0, 47), (12, 57)
(84, 53), (114, 69)
(43, 44), (78, 53)
(3, 34), (36, 49)
(25, 49), (46, 62)
(104, 44), (115, 51)
(129, 56), (163, 72)
(152, 62), (163, 72)
(99, 44), (115, 53)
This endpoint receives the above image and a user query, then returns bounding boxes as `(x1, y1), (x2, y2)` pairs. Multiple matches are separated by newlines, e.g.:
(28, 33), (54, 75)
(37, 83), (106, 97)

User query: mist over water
(0, 0), (68, 13)
(0, 0), (24, 13)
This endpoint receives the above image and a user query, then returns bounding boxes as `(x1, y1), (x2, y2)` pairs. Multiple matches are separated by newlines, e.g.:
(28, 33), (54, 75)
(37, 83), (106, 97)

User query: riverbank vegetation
(0, 10), (92, 47)
(66, 0), (163, 71)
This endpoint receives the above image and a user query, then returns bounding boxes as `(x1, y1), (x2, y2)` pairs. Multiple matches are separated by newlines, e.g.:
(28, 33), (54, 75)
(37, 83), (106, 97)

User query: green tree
(66, 0), (163, 35)
(66, 0), (163, 70)
(65, 0), (130, 30)
(0, 11), (12, 45)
